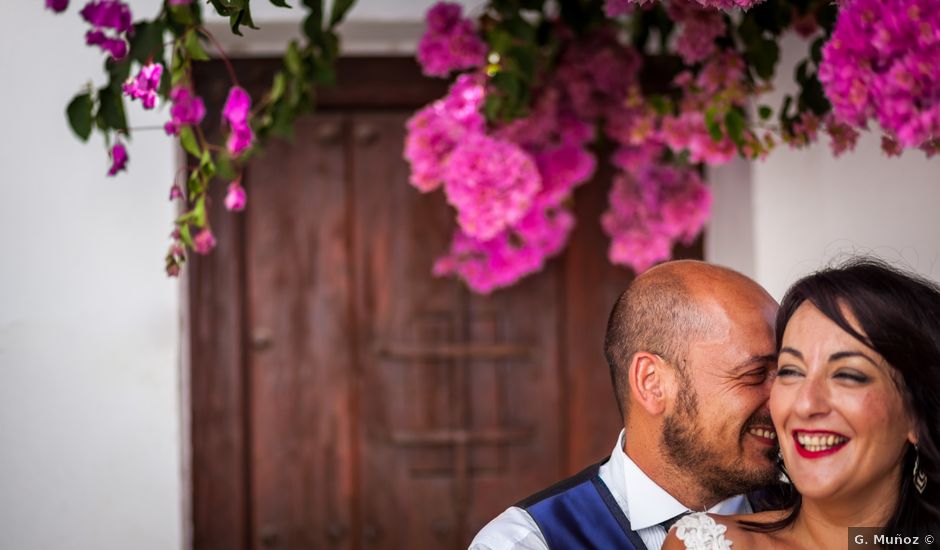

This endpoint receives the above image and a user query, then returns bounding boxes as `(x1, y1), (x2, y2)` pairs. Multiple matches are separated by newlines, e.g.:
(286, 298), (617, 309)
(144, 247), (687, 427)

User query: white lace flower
(674, 512), (733, 550)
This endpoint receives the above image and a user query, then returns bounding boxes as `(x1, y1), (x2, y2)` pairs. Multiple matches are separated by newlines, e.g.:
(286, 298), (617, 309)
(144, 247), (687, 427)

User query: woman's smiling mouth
(792, 429), (850, 458)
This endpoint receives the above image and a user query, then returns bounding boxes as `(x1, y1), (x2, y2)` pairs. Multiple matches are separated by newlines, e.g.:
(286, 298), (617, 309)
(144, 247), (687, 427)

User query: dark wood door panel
(349, 112), (564, 548)
(246, 114), (355, 550)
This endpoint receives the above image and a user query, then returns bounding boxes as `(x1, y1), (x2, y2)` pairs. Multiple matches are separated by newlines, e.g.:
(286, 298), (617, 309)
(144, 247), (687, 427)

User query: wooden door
(189, 57), (702, 550)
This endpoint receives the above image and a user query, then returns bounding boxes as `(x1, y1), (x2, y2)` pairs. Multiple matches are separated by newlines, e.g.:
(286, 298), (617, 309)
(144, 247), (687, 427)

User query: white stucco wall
(707, 35), (940, 299)
(1, 4), (936, 550)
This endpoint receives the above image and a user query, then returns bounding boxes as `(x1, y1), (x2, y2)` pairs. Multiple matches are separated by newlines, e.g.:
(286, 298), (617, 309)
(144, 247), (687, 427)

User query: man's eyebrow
(780, 346), (803, 360)
(734, 353), (777, 372)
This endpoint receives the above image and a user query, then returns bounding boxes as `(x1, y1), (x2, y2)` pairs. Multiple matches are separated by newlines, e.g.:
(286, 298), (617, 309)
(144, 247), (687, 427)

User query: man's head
(604, 260), (779, 505)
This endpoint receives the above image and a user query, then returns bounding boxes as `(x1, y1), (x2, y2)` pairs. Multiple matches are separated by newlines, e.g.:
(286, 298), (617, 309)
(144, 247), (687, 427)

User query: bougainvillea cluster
(819, 0), (940, 149)
(48, 0), (939, 287)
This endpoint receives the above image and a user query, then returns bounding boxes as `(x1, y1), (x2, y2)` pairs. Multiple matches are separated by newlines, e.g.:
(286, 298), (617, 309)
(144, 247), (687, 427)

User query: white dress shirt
(469, 430), (751, 550)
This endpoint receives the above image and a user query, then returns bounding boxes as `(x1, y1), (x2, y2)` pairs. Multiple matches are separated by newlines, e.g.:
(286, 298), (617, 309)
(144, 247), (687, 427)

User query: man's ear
(629, 352), (670, 416)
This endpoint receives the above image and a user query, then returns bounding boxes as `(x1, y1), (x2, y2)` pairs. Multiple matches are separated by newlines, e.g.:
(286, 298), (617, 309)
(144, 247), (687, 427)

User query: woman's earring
(914, 446), (927, 494)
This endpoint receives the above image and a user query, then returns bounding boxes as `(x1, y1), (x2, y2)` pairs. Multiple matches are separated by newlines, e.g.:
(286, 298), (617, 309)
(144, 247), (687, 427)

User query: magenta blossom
(193, 228), (217, 255)
(85, 29), (127, 59)
(164, 86), (206, 135)
(417, 2), (487, 77)
(224, 182), (247, 211)
(222, 86), (254, 157)
(819, 0), (940, 149)
(80, 0), (132, 33)
(107, 143), (128, 176)
(604, 0), (635, 16)
(443, 133), (542, 240)
(123, 62), (163, 109)
(433, 205), (575, 294)
(404, 73), (486, 191)
(46, 0), (69, 12)
(168, 0), (193, 4)
(169, 185), (183, 201)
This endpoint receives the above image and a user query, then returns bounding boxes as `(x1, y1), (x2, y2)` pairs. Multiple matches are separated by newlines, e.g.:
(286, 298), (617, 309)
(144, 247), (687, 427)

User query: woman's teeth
(796, 433), (848, 452)
(748, 428), (777, 440)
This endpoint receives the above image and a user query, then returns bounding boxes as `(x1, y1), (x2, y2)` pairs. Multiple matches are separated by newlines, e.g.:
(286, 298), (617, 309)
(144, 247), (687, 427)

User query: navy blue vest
(516, 460), (648, 550)
(516, 458), (775, 550)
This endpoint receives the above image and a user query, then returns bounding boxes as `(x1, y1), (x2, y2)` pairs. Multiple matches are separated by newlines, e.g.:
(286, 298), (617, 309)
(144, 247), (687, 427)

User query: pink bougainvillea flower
(224, 181), (247, 211)
(668, 0), (726, 65)
(432, 205), (575, 294)
(417, 2), (487, 77)
(404, 73), (485, 192)
(169, 184), (183, 201)
(819, 0), (940, 149)
(122, 62), (163, 109)
(168, 0), (193, 4)
(661, 111), (737, 165)
(193, 228), (217, 255)
(46, 0), (69, 12)
(163, 86), (206, 136)
(822, 115), (860, 157)
(80, 0), (132, 33)
(85, 29), (127, 60)
(443, 133), (542, 241)
(602, 164), (711, 273)
(604, 0), (635, 16)
(107, 143), (128, 176)
(222, 86), (254, 157)
(881, 135), (903, 157)
(533, 144), (596, 207)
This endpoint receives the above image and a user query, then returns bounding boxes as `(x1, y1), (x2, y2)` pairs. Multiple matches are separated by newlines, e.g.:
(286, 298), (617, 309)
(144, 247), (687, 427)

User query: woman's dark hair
(741, 257), (940, 542)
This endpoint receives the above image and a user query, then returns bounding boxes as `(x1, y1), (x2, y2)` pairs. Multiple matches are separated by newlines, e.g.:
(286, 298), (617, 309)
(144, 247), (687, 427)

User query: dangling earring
(914, 445), (927, 494)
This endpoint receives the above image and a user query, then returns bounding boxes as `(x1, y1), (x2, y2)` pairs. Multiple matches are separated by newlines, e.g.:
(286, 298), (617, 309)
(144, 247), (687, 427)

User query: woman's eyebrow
(779, 346), (803, 360)
(829, 350), (879, 367)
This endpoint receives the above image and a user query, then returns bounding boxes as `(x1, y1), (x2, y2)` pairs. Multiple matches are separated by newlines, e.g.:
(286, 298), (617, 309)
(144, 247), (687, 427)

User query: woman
(664, 258), (939, 549)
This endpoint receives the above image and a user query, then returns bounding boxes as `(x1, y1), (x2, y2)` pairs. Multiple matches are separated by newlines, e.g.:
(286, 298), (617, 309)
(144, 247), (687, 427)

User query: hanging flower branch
(46, 0), (356, 276)
(47, 1), (939, 290)
(405, 0), (940, 294)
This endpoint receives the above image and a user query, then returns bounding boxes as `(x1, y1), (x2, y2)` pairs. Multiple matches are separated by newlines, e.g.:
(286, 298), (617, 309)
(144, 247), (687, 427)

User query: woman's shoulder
(663, 511), (790, 550)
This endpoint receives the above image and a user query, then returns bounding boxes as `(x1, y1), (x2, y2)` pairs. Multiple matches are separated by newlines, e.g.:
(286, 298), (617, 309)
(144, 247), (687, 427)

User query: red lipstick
(792, 429), (850, 459)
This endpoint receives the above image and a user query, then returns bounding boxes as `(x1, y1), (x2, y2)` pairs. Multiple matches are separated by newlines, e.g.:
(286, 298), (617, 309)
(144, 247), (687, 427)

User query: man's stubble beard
(661, 376), (778, 502)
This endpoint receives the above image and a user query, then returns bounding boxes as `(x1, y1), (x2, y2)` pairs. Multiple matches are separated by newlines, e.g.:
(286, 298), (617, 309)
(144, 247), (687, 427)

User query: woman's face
(770, 302), (915, 502)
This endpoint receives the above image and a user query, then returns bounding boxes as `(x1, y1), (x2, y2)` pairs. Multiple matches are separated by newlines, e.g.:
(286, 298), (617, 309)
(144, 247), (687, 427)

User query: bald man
(470, 261), (780, 550)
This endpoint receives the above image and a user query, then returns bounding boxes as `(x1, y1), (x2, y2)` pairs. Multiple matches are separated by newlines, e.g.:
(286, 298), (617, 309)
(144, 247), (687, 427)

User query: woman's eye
(776, 365), (802, 378)
(834, 369), (870, 383)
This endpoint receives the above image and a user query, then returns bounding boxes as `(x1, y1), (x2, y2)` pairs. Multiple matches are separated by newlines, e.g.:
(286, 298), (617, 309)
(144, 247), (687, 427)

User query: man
(470, 261), (780, 550)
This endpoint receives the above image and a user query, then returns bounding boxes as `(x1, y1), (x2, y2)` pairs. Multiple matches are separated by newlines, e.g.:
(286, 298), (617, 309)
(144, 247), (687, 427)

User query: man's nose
(793, 373), (831, 418)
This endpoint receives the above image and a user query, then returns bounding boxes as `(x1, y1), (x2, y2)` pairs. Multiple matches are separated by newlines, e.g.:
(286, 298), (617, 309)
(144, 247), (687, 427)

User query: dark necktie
(659, 510), (692, 533)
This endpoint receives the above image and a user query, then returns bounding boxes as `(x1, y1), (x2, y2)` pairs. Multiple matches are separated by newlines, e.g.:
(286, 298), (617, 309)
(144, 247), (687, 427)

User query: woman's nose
(793, 373), (831, 418)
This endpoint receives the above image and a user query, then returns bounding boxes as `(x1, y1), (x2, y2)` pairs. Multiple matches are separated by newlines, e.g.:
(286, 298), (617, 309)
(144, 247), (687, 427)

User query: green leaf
(284, 40), (304, 75)
(705, 108), (724, 142)
(105, 58), (131, 92)
(746, 37), (780, 81)
(270, 71), (287, 102)
(67, 92), (94, 141)
(724, 108), (746, 146)
(207, 0), (231, 16)
(129, 21), (165, 64)
(178, 223), (194, 248)
(199, 149), (216, 179)
(811, 36), (826, 65)
(179, 126), (201, 158)
(185, 30), (210, 61)
(302, 0), (324, 42)
(229, 4), (259, 36)
(97, 87), (127, 131)
(216, 151), (237, 180)
(329, 0), (355, 28)
(758, 105), (773, 120)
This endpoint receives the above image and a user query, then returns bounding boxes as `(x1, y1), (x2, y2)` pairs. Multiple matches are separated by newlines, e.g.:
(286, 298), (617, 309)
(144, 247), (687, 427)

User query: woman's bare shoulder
(717, 511), (793, 548)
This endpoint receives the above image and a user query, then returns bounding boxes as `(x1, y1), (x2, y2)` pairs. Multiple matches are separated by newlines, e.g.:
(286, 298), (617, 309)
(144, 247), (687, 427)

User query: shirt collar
(609, 429), (751, 530)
